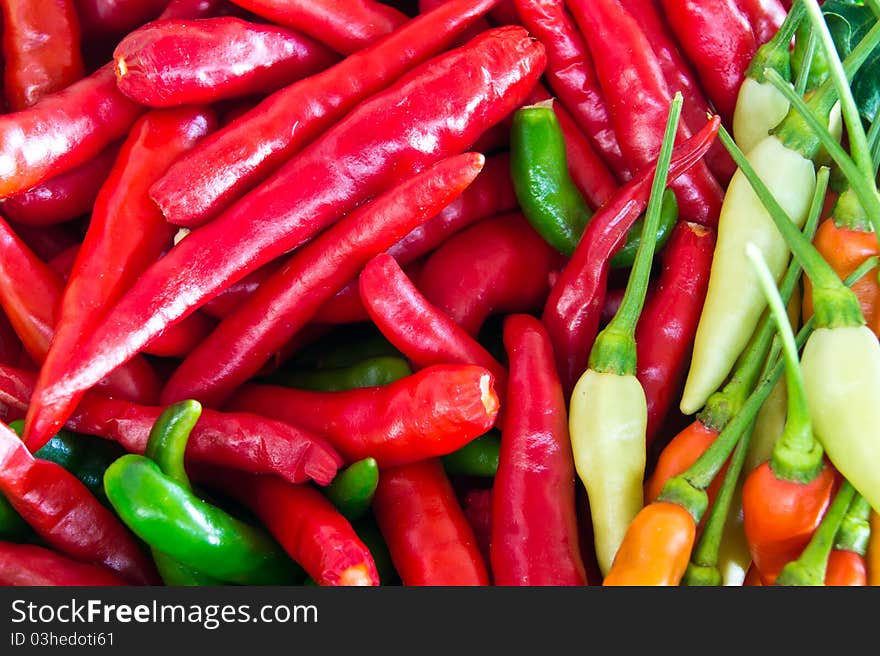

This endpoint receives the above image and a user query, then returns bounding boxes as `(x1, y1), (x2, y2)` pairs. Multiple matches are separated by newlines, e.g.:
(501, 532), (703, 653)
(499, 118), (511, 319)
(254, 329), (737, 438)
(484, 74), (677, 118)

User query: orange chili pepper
(868, 510), (880, 586)
(825, 550), (867, 586)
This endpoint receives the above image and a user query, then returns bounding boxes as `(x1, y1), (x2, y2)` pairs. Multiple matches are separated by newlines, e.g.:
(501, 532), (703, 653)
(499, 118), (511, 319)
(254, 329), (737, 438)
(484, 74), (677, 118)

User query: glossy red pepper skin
(150, 0), (504, 228)
(617, 0), (736, 186)
(0, 63), (144, 199)
(0, 542), (131, 586)
(0, 142), (119, 227)
(636, 221), (716, 447)
(491, 314), (586, 586)
(373, 459), (490, 585)
(160, 153), (486, 409)
(0, 364), (342, 486)
(73, 0), (169, 37)
(23, 107), (215, 449)
(825, 550), (867, 586)
(1, 0), (84, 111)
(114, 17), (339, 108)
(200, 260), (285, 320)
(568, 0), (724, 229)
(228, 364), (500, 469)
(0, 421), (159, 585)
(541, 116), (721, 394)
(28, 26), (546, 452)
(660, 0), (757, 126)
(513, 0), (629, 181)
(734, 0), (787, 45)
(227, 0), (408, 55)
(204, 468), (380, 586)
(415, 212), (564, 338)
(0, 216), (162, 405)
(143, 310), (216, 359)
(359, 253), (508, 386)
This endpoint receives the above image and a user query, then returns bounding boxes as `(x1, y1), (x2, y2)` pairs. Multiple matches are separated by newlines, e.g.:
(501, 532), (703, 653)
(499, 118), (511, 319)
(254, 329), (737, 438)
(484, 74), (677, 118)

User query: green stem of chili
(144, 400), (202, 491)
(834, 492), (872, 555)
(794, 29), (817, 96)
(749, 0), (805, 82)
(719, 127), (866, 328)
(774, 480), (857, 585)
(588, 92), (683, 376)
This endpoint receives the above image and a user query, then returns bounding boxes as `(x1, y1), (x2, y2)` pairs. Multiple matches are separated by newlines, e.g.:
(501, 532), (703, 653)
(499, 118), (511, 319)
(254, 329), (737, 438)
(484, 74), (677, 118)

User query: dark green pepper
(510, 100), (592, 256)
(324, 457), (379, 521)
(276, 356), (412, 391)
(286, 323), (402, 370)
(441, 431), (501, 478)
(103, 400), (302, 586)
(609, 188), (678, 269)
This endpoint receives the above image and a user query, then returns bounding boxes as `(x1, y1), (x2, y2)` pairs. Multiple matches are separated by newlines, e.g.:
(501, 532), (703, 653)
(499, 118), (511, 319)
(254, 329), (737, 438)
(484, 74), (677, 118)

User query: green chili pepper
(324, 457), (379, 521)
(510, 100), (593, 256)
(104, 400), (302, 586)
(287, 324), (402, 370)
(609, 189), (678, 269)
(152, 551), (223, 587)
(277, 356), (412, 391)
(441, 431), (501, 478)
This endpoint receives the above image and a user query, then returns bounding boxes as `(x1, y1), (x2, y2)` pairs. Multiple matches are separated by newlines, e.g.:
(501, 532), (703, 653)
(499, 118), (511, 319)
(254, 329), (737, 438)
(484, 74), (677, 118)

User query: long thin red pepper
(491, 313), (586, 586)
(25, 25), (545, 451)
(0, 141), (119, 227)
(541, 115), (721, 394)
(415, 212), (565, 338)
(1, 0), (84, 111)
(358, 252), (509, 392)
(202, 467), (380, 586)
(513, 0), (630, 182)
(113, 17), (339, 108)
(734, 0), (787, 46)
(23, 107), (215, 444)
(227, 0), (408, 55)
(373, 459), (490, 586)
(636, 221), (716, 447)
(160, 153), (486, 409)
(227, 364), (500, 469)
(568, 0), (724, 229)
(659, 0), (757, 126)
(0, 364), (343, 486)
(0, 542), (131, 586)
(0, 420), (159, 585)
(150, 0), (504, 228)
(0, 63), (144, 199)
(0, 216), (162, 405)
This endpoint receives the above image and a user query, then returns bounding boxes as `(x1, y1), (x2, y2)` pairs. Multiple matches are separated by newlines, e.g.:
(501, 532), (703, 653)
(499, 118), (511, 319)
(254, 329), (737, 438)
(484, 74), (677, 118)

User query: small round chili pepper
(492, 313), (587, 585)
(1, 0), (85, 111)
(228, 364), (500, 469)
(373, 459), (489, 586)
(824, 492), (871, 586)
(324, 457), (380, 522)
(0, 541), (131, 586)
(442, 431), (500, 478)
(113, 17), (339, 107)
(569, 94), (682, 576)
(275, 356), (412, 392)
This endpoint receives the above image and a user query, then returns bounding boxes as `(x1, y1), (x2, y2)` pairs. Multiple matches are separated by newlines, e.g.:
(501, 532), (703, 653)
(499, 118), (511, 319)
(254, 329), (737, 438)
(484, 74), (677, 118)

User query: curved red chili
(0, 542), (131, 586)
(491, 313), (587, 586)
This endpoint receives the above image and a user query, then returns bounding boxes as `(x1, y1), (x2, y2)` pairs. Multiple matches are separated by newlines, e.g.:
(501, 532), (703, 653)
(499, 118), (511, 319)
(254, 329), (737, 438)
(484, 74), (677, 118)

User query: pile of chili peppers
(1, 0), (879, 588)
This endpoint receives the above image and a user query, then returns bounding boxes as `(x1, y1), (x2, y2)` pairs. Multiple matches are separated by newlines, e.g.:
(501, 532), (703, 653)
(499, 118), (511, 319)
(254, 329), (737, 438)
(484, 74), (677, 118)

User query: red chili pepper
(227, 0), (408, 55)
(0, 363), (342, 486)
(227, 364), (500, 469)
(415, 212), (565, 338)
(48, 244), (80, 280)
(373, 459), (490, 585)
(460, 486), (493, 571)
(199, 259), (286, 321)
(73, 0), (169, 37)
(825, 549), (868, 586)
(0, 141), (119, 227)
(568, 0), (724, 229)
(0, 216), (163, 406)
(158, 0), (238, 20)
(491, 313), (587, 585)
(0, 541), (131, 586)
(0, 420), (159, 585)
(659, 0), (757, 126)
(114, 17), (339, 108)
(1, 0), (84, 111)
(419, 0), (489, 45)
(0, 313), (22, 367)
(315, 152), (518, 325)
(142, 310), (216, 359)
(733, 0), (787, 46)
(358, 253), (508, 386)
(513, 0), (630, 182)
(207, 468), (379, 586)
(541, 115), (721, 394)
(617, 0), (737, 185)
(0, 63), (144, 199)
(23, 107), (215, 447)
(636, 221), (716, 446)
(4, 218), (81, 263)
(150, 0), (504, 228)
(26, 25), (545, 452)
(160, 153), (486, 409)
